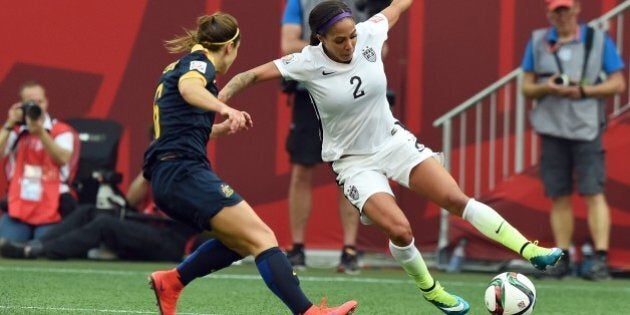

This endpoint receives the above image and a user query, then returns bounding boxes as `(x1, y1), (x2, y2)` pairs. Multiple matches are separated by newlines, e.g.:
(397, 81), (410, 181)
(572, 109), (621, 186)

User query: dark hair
(165, 12), (240, 53)
(308, 0), (353, 45)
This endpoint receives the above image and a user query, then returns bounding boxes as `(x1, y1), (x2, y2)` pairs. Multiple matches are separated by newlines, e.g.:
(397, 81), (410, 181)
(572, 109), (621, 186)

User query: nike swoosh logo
(495, 221), (505, 234)
(322, 70), (335, 75)
(441, 302), (466, 312)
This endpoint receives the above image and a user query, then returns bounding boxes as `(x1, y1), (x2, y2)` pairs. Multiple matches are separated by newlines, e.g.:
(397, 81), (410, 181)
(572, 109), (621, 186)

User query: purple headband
(317, 11), (353, 35)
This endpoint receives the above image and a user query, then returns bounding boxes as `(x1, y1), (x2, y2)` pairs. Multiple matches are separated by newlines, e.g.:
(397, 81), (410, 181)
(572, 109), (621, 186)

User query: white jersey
(273, 14), (396, 162)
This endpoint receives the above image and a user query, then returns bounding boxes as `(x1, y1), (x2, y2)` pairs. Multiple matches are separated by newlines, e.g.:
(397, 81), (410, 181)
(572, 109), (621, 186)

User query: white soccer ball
(484, 272), (536, 315)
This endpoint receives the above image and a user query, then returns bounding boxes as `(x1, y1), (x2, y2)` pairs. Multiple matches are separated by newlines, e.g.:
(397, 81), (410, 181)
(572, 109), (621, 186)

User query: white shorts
(332, 123), (436, 224)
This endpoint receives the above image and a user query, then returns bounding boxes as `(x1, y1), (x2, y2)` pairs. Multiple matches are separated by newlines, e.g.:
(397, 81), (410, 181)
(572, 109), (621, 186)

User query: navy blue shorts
(285, 90), (323, 166)
(539, 133), (605, 197)
(149, 159), (243, 231)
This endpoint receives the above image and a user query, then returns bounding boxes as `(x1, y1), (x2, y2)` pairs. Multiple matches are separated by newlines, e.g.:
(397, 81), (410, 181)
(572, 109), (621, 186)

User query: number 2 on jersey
(350, 76), (365, 99)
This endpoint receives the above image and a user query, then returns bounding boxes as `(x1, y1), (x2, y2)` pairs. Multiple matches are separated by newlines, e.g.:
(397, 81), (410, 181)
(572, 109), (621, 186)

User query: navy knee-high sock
(255, 247), (312, 314)
(176, 239), (242, 285)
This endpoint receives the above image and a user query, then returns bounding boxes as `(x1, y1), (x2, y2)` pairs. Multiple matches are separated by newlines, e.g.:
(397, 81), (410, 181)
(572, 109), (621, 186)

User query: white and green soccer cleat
(523, 241), (564, 271)
(422, 281), (470, 315)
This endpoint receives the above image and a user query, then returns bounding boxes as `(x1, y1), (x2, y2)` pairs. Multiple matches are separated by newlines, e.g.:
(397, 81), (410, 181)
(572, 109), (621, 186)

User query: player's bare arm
(179, 77), (229, 113)
(179, 77), (250, 133)
(381, 0), (413, 30)
(219, 62), (282, 102)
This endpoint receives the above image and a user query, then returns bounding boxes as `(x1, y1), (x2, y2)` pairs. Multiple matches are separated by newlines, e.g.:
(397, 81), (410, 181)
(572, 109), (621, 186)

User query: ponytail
(164, 12), (240, 54)
(164, 29), (198, 53)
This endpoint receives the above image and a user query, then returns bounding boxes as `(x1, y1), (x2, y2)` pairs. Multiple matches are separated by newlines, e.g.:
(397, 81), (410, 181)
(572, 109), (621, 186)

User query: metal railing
(432, 0), (630, 266)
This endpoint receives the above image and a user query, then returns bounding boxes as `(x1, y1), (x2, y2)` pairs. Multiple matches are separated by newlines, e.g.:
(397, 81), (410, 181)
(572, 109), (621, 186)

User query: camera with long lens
(19, 101), (42, 125)
(91, 169), (123, 211)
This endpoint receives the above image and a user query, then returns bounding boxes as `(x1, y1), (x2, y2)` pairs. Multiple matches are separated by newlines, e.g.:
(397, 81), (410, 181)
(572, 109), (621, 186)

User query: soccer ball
(484, 272), (536, 315)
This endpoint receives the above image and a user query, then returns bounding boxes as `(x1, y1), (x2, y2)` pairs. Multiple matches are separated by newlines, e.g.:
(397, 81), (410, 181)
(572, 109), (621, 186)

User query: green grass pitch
(1, 259), (628, 314)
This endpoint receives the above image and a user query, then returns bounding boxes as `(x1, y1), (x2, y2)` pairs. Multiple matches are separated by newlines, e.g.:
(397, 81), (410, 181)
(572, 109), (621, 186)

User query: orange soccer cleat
(304, 298), (358, 315)
(148, 268), (184, 315)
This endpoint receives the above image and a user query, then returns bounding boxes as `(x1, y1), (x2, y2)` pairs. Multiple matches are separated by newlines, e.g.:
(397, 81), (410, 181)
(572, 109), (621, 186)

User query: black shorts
(285, 90), (323, 166)
(150, 159), (243, 231)
(539, 133), (605, 197)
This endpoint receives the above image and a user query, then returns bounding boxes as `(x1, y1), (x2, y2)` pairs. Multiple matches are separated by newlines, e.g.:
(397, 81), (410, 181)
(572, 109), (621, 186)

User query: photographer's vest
(529, 25), (606, 141)
(7, 121), (79, 225)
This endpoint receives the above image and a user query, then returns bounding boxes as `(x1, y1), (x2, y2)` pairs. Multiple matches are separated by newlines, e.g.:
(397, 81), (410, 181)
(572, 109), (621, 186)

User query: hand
(6, 103), (23, 127)
(212, 112), (253, 137)
(241, 111), (253, 129)
(546, 75), (578, 98)
(26, 114), (46, 136)
(219, 106), (253, 134)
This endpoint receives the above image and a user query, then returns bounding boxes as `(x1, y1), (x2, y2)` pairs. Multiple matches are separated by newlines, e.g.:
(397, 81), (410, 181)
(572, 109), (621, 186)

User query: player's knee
(439, 192), (469, 216)
(386, 222), (413, 245)
(249, 225), (278, 253)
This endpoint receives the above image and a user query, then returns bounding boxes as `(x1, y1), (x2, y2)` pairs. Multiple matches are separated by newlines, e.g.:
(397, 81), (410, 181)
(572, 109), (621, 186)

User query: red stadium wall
(448, 111), (630, 270)
(0, 1), (628, 265)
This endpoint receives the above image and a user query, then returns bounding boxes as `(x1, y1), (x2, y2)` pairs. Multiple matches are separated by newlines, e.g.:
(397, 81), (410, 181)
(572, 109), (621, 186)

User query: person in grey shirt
(520, 0), (625, 280)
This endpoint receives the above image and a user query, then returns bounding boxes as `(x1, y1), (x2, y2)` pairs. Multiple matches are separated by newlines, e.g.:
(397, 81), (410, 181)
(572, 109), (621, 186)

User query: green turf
(1, 259), (628, 314)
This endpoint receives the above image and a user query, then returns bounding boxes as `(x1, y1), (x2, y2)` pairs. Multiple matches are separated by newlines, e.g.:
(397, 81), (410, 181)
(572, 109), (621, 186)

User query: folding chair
(65, 118), (124, 210)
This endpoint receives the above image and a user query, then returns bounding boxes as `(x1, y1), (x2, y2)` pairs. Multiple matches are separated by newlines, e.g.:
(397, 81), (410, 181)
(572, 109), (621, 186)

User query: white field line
(1, 265), (629, 314)
(1, 265), (628, 293)
(0, 305), (218, 315)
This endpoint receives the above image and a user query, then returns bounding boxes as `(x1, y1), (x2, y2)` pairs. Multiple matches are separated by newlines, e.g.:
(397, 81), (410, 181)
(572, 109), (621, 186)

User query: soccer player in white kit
(220, 1), (562, 313)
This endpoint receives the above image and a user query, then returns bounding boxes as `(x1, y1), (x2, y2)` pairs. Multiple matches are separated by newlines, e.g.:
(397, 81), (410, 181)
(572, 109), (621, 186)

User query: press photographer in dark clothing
(0, 173), (202, 261)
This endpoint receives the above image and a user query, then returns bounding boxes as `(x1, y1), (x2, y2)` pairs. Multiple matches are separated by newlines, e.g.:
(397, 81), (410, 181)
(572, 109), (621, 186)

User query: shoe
(581, 256), (611, 281)
(525, 242), (563, 271)
(304, 298), (358, 315)
(336, 246), (360, 275)
(423, 281), (470, 315)
(546, 255), (571, 279)
(148, 268), (184, 315)
(87, 245), (118, 260)
(0, 240), (42, 259)
(0, 241), (28, 258)
(286, 246), (306, 270)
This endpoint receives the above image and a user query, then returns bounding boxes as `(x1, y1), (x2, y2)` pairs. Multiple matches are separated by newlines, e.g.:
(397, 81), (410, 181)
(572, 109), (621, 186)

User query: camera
(92, 169), (123, 184)
(19, 101), (42, 125)
(553, 74), (571, 86)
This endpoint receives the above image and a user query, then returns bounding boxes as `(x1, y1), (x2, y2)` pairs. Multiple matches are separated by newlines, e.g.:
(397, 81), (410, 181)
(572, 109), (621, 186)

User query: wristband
(579, 85), (587, 99)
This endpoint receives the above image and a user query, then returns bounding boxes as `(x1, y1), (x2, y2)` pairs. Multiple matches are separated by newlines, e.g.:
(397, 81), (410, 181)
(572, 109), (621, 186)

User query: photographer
(520, 0), (626, 280)
(0, 81), (79, 243)
(0, 173), (203, 262)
